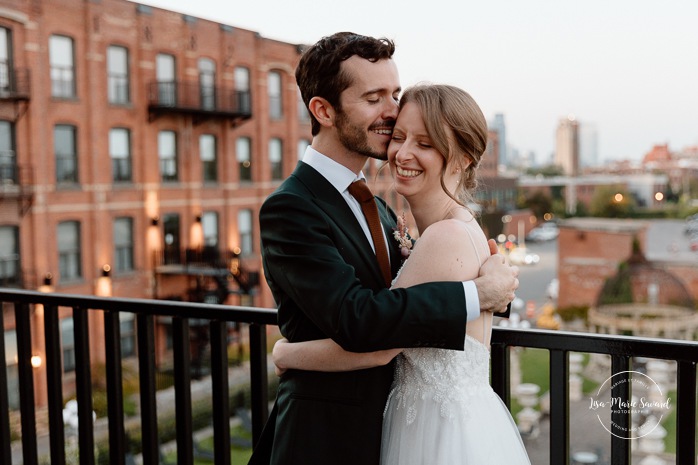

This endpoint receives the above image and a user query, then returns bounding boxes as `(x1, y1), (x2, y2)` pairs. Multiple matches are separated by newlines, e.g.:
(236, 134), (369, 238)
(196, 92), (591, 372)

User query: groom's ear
(309, 96), (335, 128)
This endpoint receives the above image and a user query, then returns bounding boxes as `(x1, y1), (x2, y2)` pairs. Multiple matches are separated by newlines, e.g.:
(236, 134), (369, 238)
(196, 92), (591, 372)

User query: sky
(137, 0), (698, 165)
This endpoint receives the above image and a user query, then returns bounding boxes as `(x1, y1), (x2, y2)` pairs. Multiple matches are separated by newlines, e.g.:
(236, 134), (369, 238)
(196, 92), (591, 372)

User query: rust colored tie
(348, 180), (392, 287)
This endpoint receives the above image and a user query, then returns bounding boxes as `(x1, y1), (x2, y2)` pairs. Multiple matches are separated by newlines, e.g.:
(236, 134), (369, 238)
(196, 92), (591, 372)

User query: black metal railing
(147, 80), (252, 123)
(491, 327), (697, 465)
(0, 288), (275, 465)
(0, 64), (30, 101)
(1, 288), (696, 465)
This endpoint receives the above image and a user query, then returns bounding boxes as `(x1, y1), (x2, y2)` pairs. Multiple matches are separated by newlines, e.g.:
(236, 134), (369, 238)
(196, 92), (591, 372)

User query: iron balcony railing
(147, 80), (252, 123)
(0, 288), (696, 465)
(0, 64), (30, 101)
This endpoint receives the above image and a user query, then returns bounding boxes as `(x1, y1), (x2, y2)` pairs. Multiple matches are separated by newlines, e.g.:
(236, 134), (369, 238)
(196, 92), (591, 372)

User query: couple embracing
(249, 32), (531, 465)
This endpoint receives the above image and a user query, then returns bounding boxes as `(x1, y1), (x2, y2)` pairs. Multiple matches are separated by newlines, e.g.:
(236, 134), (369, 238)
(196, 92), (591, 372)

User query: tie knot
(348, 180), (374, 203)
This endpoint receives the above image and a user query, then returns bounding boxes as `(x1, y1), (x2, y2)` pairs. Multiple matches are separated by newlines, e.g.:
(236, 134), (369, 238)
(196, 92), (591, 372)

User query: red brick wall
(557, 225), (645, 309)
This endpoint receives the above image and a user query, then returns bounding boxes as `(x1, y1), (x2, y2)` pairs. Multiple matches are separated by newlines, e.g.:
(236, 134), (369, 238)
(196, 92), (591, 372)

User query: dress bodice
(386, 336), (491, 425)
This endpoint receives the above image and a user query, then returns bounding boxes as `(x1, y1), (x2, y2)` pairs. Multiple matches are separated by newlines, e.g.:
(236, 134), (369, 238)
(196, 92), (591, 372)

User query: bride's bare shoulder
(413, 219), (481, 257)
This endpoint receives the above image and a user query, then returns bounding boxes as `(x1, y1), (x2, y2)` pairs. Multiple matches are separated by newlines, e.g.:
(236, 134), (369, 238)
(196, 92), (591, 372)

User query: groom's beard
(335, 109), (390, 161)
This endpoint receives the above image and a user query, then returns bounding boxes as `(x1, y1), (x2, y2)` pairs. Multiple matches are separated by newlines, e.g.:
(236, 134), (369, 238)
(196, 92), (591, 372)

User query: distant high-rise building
(555, 115), (580, 176)
(490, 113), (507, 167)
(579, 123), (599, 167)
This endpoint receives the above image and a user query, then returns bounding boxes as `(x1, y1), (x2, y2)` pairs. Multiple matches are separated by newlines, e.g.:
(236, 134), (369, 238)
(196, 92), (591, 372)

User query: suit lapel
(291, 163), (388, 286)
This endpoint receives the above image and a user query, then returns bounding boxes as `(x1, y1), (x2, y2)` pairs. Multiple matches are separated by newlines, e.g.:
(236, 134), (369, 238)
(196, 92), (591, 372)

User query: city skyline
(137, 0), (698, 165)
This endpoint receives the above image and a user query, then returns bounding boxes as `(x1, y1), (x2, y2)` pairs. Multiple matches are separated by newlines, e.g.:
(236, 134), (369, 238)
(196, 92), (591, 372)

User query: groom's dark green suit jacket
(249, 161), (468, 465)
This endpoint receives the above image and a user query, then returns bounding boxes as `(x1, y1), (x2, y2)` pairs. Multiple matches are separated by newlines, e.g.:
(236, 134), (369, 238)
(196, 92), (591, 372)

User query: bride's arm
(273, 337), (402, 375)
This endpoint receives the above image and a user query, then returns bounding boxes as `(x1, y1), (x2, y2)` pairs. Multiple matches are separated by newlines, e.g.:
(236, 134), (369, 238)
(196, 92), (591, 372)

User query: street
(510, 239), (558, 320)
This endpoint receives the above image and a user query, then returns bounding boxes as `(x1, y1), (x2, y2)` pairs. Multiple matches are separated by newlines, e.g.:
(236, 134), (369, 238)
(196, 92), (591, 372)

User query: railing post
(104, 310), (125, 465)
(210, 320), (231, 465)
(610, 356), (631, 464)
(549, 349), (569, 465)
(490, 342), (511, 406)
(44, 304), (66, 465)
(676, 360), (697, 465)
(248, 323), (269, 446)
(15, 302), (38, 465)
(0, 303), (12, 465)
(137, 314), (159, 465)
(73, 307), (96, 465)
(172, 317), (194, 465)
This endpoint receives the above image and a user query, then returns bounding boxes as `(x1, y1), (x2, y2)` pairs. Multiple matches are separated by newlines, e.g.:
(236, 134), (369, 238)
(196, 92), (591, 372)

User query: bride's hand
(272, 337), (290, 376)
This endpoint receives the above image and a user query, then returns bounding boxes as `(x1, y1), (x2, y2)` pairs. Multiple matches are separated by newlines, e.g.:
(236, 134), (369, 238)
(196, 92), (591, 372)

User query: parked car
(526, 222), (559, 242)
(508, 246), (540, 266)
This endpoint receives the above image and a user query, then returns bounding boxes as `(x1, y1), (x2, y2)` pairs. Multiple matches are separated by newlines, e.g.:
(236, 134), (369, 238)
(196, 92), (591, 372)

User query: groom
(249, 32), (518, 465)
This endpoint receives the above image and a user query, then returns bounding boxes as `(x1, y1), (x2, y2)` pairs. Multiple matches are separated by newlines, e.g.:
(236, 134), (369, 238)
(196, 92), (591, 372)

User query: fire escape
(148, 79), (257, 304)
(154, 247), (260, 304)
(0, 64), (32, 288)
(147, 79), (252, 127)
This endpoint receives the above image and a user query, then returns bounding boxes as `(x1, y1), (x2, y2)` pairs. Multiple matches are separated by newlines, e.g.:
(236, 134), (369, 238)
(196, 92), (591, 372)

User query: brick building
(0, 0), (343, 407)
(557, 218), (698, 311)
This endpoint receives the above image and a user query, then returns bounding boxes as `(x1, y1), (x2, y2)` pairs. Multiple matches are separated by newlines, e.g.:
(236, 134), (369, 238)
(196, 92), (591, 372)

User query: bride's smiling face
(388, 102), (451, 201)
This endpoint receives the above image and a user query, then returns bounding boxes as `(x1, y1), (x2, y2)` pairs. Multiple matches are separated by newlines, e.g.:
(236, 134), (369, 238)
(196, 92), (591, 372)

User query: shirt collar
(302, 146), (365, 194)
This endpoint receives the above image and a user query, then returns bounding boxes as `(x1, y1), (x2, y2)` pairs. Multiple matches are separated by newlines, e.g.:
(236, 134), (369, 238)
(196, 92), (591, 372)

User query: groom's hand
(474, 239), (519, 314)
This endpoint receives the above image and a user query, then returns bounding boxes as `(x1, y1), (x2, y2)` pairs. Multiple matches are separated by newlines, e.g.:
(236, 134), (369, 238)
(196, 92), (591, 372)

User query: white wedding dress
(380, 220), (531, 465)
(380, 335), (531, 464)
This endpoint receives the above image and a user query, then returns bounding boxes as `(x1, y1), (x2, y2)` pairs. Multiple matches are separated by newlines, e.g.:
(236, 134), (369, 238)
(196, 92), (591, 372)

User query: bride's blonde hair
(398, 84), (488, 206)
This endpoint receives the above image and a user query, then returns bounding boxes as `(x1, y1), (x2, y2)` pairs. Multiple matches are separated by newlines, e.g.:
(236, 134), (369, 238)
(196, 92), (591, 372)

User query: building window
(120, 313), (136, 357)
(269, 138), (283, 180)
(156, 53), (176, 106)
(109, 128), (131, 182)
(0, 120), (16, 183)
(202, 211), (219, 248)
(198, 58), (216, 110)
(297, 139), (310, 162)
(55, 125), (78, 184)
(200, 134), (217, 183)
(234, 66), (250, 114)
(107, 45), (129, 104)
(60, 318), (75, 373)
(0, 27), (11, 95)
(236, 137), (252, 182)
(58, 221), (81, 282)
(50, 35), (75, 98)
(238, 209), (253, 256)
(297, 89), (309, 123)
(268, 71), (282, 119)
(158, 130), (177, 182)
(0, 225), (19, 286)
(113, 217), (134, 273)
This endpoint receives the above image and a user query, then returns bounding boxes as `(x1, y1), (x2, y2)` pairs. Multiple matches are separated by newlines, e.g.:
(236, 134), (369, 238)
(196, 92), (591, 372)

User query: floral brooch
(393, 212), (413, 258)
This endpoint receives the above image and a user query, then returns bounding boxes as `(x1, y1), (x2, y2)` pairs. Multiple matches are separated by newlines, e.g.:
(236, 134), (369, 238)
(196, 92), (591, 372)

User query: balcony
(147, 81), (252, 126)
(0, 64), (30, 102)
(0, 288), (696, 465)
(0, 152), (34, 215)
(154, 247), (260, 299)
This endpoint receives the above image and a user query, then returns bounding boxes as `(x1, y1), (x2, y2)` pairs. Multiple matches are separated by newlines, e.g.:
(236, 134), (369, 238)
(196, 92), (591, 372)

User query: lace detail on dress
(385, 335), (491, 425)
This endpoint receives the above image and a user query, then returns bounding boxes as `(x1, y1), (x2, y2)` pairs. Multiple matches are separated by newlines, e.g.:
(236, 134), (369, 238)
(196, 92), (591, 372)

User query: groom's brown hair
(295, 32), (395, 136)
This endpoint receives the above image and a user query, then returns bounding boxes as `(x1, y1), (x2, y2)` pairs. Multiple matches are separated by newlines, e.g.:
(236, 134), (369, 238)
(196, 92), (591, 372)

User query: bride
(273, 84), (531, 464)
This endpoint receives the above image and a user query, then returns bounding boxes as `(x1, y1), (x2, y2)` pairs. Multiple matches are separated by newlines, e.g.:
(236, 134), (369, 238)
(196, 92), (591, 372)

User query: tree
(589, 185), (636, 218)
(525, 164), (564, 177)
(522, 190), (553, 221)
